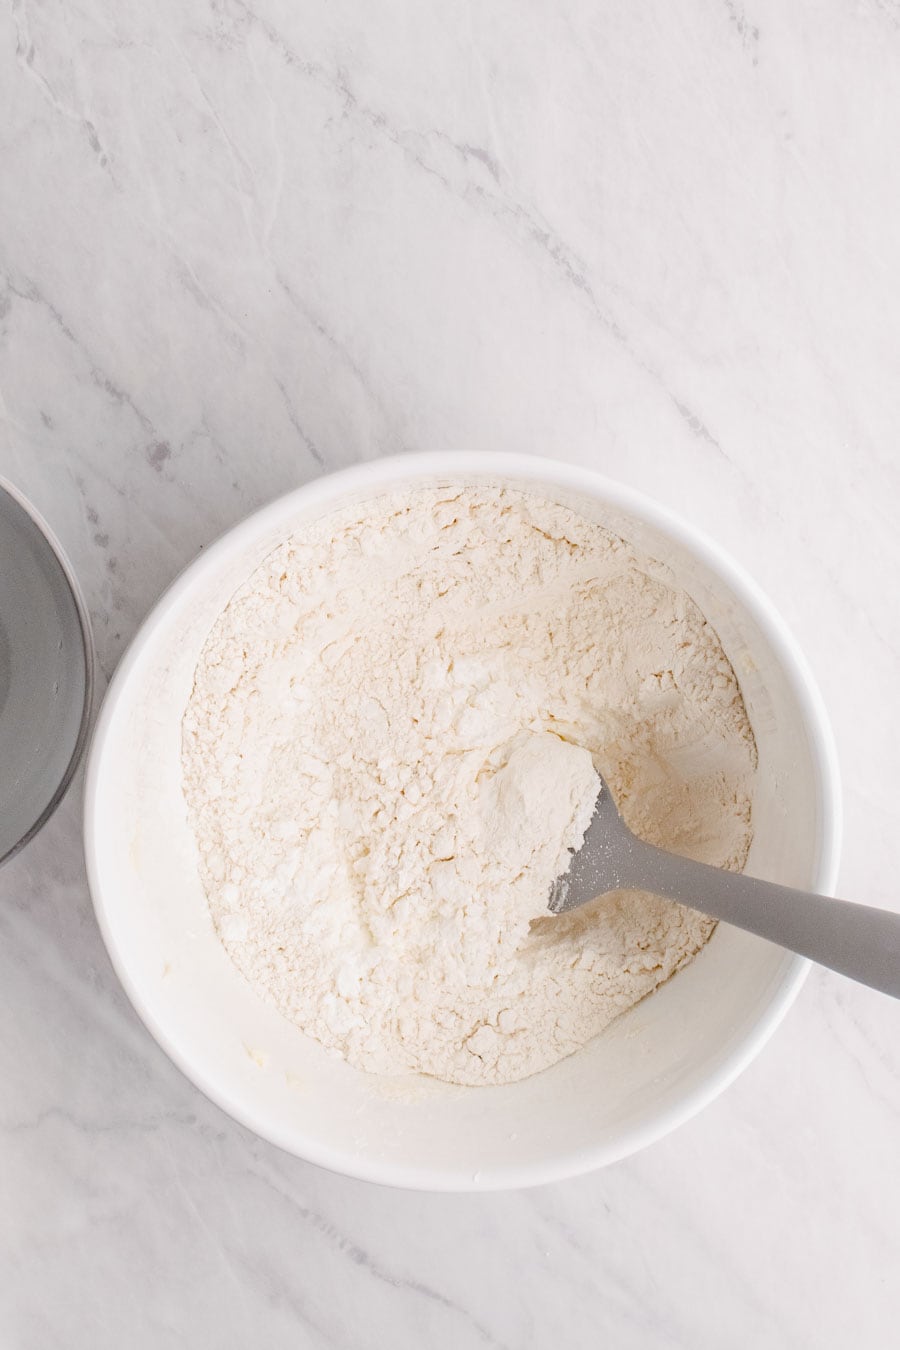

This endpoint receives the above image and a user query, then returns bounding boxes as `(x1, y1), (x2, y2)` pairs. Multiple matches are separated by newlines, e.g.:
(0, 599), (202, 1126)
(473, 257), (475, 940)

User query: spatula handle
(624, 839), (900, 1000)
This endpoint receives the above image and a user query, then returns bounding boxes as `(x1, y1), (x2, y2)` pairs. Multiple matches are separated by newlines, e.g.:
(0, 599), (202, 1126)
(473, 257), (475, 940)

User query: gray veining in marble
(2, 1), (900, 1345)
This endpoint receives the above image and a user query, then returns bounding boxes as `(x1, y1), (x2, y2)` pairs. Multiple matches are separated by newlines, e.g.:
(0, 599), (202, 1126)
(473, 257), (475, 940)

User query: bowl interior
(0, 485), (91, 864)
(85, 460), (837, 1188)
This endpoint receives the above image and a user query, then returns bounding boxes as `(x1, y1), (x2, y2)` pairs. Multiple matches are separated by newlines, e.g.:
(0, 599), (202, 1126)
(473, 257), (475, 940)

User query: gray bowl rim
(0, 476), (95, 866)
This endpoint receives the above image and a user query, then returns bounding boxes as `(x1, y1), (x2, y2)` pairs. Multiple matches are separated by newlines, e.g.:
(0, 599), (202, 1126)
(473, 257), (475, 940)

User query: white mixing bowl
(84, 453), (841, 1190)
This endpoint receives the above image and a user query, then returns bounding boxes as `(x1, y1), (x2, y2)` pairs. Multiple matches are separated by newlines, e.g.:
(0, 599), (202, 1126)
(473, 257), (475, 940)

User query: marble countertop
(3, 1), (900, 1345)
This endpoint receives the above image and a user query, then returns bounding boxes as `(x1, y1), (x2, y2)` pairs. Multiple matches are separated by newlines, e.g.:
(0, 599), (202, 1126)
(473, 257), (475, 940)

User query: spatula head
(548, 773), (637, 914)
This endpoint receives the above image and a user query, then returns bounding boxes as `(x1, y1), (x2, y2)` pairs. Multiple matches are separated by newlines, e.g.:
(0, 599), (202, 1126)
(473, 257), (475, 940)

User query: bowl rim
(0, 476), (95, 868)
(83, 452), (842, 1190)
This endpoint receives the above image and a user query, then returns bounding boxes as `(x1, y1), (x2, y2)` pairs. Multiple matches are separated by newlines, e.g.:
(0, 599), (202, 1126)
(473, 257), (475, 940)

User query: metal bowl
(0, 479), (93, 865)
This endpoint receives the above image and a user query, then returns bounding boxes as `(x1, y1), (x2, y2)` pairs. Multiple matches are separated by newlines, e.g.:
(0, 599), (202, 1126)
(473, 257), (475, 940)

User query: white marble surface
(2, 0), (900, 1344)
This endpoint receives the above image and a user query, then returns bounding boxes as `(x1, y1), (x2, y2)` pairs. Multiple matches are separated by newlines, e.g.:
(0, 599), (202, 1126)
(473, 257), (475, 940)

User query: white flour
(183, 487), (756, 1086)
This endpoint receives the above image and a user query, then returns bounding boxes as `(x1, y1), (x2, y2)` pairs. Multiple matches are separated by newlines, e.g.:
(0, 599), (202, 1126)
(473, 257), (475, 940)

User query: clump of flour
(182, 487), (756, 1086)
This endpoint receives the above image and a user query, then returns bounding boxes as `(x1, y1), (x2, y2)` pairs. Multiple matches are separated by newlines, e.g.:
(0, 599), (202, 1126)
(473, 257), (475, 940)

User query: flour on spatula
(182, 487), (756, 1086)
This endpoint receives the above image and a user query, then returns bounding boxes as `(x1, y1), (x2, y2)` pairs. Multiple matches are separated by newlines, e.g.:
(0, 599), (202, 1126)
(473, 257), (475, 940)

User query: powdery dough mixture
(183, 487), (756, 1087)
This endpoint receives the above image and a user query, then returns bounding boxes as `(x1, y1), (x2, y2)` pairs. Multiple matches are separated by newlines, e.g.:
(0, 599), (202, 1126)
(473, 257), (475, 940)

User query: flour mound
(182, 487), (756, 1086)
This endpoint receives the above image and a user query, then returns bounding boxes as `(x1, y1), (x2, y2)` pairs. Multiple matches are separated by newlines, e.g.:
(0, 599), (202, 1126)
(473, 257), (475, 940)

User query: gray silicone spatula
(549, 772), (900, 999)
